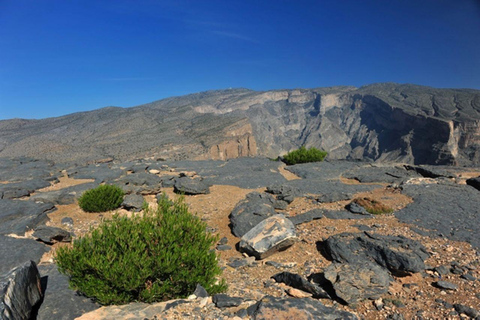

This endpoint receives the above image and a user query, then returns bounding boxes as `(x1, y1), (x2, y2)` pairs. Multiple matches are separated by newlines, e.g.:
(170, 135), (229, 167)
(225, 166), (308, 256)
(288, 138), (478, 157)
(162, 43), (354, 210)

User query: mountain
(1, 83), (479, 165)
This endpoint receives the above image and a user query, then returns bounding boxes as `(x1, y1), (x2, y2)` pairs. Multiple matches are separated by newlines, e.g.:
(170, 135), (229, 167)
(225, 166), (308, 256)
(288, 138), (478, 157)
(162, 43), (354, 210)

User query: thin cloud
(211, 31), (259, 44)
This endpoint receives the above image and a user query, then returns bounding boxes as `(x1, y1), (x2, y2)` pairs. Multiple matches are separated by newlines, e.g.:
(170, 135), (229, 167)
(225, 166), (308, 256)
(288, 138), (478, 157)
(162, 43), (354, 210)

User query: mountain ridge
(1, 83), (480, 166)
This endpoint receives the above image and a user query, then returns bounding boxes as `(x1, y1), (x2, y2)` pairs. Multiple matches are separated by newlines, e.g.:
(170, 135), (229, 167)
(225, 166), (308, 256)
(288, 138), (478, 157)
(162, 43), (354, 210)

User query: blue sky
(1, 0), (479, 120)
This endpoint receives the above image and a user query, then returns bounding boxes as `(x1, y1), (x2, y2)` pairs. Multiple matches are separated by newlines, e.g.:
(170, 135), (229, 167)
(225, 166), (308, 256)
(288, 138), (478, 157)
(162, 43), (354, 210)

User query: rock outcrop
(1, 83), (479, 165)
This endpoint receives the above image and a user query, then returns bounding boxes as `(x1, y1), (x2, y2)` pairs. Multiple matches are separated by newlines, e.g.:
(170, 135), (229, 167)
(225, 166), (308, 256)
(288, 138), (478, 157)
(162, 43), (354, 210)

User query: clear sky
(1, 0), (479, 120)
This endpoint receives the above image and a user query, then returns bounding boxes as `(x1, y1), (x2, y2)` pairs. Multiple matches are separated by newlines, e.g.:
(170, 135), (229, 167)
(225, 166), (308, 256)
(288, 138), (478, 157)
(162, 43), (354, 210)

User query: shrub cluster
(283, 146), (328, 165)
(78, 184), (124, 212)
(352, 197), (393, 215)
(56, 194), (226, 305)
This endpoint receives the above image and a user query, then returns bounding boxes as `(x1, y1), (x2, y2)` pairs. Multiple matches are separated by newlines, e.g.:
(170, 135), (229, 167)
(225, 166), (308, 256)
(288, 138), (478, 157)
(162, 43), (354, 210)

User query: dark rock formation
(271, 272), (330, 299)
(323, 232), (429, 274)
(0, 199), (55, 235)
(33, 226), (72, 245)
(466, 176), (480, 191)
(288, 209), (324, 225)
(121, 194), (145, 212)
(173, 177), (210, 195)
(1, 84), (479, 166)
(0, 236), (49, 275)
(229, 192), (278, 237)
(0, 261), (43, 320)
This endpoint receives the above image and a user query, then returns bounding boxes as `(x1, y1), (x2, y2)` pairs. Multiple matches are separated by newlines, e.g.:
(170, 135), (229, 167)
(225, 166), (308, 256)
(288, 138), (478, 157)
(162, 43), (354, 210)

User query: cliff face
(1, 84), (479, 165)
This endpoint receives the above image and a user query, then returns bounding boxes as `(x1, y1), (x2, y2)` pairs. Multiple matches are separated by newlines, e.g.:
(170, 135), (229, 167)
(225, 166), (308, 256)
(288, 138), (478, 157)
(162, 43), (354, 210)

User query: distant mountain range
(1, 83), (479, 166)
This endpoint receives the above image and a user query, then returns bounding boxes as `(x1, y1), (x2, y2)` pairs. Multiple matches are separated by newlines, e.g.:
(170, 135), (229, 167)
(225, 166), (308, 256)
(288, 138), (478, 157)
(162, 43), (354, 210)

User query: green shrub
(78, 184), (124, 212)
(283, 146), (328, 165)
(55, 194), (226, 305)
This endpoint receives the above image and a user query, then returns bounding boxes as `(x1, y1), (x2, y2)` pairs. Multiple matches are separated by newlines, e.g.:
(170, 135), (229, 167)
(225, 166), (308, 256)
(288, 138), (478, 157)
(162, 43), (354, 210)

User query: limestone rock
(238, 215), (297, 260)
(0, 261), (43, 320)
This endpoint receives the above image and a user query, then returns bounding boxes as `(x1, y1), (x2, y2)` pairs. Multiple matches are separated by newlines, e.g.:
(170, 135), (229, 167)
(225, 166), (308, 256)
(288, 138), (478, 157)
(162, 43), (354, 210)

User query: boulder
(323, 232), (429, 274)
(114, 172), (162, 195)
(271, 272), (330, 299)
(121, 194), (145, 212)
(173, 177), (210, 195)
(238, 215), (297, 260)
(0, 261), (43, 320)
(33, 226), (72, 245)
(229, 192), (278, 237)
(324, 262), (390, 305)
(249, 296), (358, 320)
(212, 294), (244, 308)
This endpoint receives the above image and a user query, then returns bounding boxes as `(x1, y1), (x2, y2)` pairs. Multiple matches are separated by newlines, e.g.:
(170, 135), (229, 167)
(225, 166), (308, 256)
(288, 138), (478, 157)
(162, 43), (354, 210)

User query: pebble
(435, 281), (458, 290)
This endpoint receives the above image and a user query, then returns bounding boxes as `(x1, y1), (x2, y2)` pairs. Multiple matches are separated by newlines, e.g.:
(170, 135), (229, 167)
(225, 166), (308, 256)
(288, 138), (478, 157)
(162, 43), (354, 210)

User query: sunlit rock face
(1, 83), (479, 166)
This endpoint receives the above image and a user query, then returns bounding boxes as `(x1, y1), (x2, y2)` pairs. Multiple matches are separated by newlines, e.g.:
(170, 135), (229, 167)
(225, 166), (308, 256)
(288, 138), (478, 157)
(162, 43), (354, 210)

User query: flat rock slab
(0, 158), (58, 183)
(173, 177), (210, 195)
(396, 183), (480, 249)
(239, 215), (297, 260)
(30, 182), (99, 205)
(67, 164), (125, 183)
(324, 262), (390, 305)
(288, 209), (323, 226)
(229, 192), (278, 237)
(323, 232), (429, 274)
(266, 184), (300, 203)
(342, 164), (420, 184)
(36, 264), (100, 320)
(0, 260), (43, 320)
(0, 236), (49, 275)
(0, 199), (55, 235)
(212, 294), (244, 308)
(165, 158), (287, 189)
(0, 179), (51, 199)
(250, 295), (359, 320)
(323, 210), (372, 220)
(33, 226), (72, 245)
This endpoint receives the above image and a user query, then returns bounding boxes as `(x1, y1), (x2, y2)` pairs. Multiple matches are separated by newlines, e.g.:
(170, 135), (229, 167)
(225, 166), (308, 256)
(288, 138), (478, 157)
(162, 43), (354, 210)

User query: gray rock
(0, 261), (43, 320)
(323, 210), (372, 220)
(36, 264), (100, 320)
(0, 179), (51, 199)
(121, 194), (145, 212)
(323, 232), (429, 274)
(271, 272), (330, 299)
(193, 284), (209, 298)
(250, 296), (358, 320)
(68, 164), (125, 183)
(346, 202), (369, 215)
(461, 273), (476, 281)
(324, 262), (390, 304)
(33, 226), (72, 245)
(342, 165), (419, 184)
(212, 294), (243, 308)
(61, 217), (74, 227)
(226, 258), (255, 269)
(266, 184), (300, 203)
(434, 281), (458, 290)
(454, 304), (480, 318)
(216, 245), (231, 251)
(238, 215), (297, 260)
(288, 209), (323, 225)
(396, 183), (480, 250)
(0, 236), (49, 275)
(229, 192), (278, 237)
(466, 177), (480, 191)
(0, 199), (55, 235)
(114, 172), (162, 195)
(173, 177), (210, 195)
(30, 190), (76, 205)
(317, 192), (353, 203)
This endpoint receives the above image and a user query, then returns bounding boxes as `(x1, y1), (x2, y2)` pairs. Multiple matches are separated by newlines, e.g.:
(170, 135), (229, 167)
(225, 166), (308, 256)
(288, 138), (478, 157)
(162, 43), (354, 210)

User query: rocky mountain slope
(1, 83), (479, 165)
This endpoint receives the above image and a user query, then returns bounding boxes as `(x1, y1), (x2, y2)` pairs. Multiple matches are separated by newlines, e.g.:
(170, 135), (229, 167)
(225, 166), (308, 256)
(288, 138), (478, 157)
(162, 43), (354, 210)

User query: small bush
(78, 184), (124, 212)
(283, 146), (328, 165)
(55, 194), (226, 305)
(352, 197), (393, 215)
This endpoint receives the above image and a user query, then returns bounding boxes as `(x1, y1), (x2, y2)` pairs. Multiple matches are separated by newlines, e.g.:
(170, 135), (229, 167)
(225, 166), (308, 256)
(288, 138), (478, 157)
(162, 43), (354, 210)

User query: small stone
(216, 245), (232, 251)
(374, 298), (384, 310)
(435, 281), (458, 290)
(193, 284), (209, 298)
(454, 304), (480, 318)
(61, 217), (74, 227)
(212, 294), (244, 308)
(460, 273), (476, 281)
(218, 237), (228, 245)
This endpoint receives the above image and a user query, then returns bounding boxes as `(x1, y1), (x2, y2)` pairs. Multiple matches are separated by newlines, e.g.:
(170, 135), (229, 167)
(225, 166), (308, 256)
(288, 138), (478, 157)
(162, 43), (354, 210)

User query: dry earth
(38, 166), (480, 320)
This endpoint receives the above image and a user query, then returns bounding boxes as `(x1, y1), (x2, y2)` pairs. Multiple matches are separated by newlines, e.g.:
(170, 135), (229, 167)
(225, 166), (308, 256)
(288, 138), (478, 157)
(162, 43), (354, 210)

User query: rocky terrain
(1, 83), (480, 165)
(1, 156), (480, 319)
